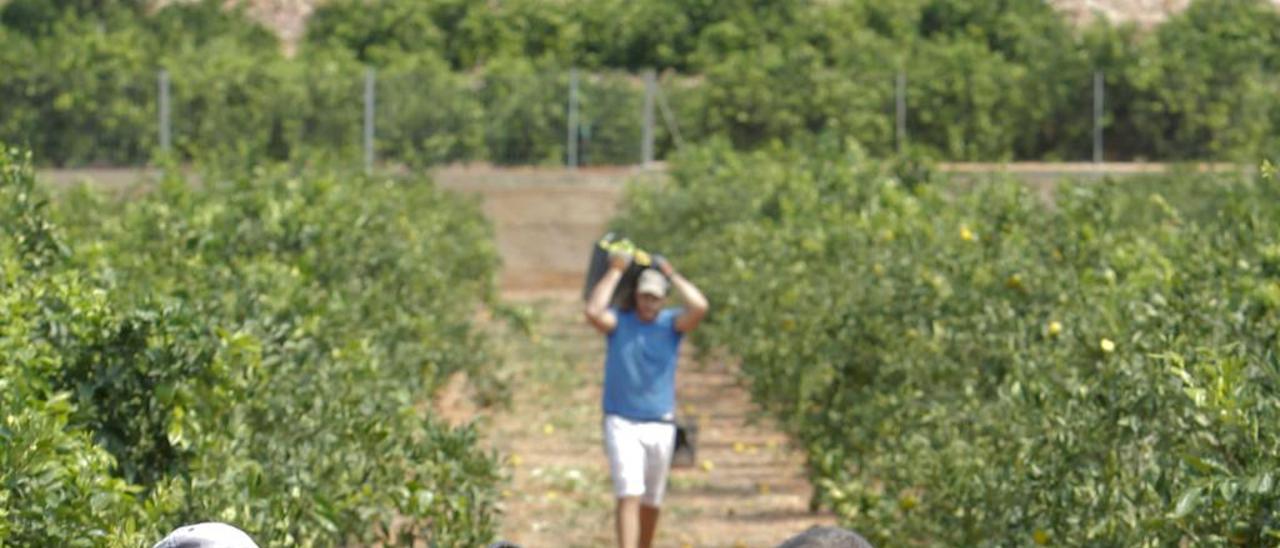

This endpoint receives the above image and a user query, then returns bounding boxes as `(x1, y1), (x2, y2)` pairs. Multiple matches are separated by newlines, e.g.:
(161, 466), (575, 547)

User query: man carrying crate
(583, 249), (709, 548)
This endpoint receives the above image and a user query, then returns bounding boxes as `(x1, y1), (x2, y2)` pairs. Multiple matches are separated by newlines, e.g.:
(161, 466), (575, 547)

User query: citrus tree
(1, 145), (506, 546)
(614, 141), (1280, 544)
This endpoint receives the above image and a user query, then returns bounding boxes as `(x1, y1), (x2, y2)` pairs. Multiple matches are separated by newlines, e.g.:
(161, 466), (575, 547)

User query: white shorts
(602, 414), (676, 506)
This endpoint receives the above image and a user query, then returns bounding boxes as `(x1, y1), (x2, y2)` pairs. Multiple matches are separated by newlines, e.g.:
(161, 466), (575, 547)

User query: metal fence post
(567, 68), (579, 170)
(655, 83), (685, 150)
(364, 67), (375, 174)
(896, 70), (907, 154)
(158, 70), (171, 155)
(642, 69), (656, 167)
(1093, 70), (1104, 163)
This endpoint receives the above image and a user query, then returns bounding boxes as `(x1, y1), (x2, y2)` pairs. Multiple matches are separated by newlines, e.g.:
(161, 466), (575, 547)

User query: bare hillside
(1055, 0), (1189, 26)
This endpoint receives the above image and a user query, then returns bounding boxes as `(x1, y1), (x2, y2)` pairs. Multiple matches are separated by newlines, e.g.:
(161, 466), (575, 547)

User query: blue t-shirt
(602, 307), (684, 421)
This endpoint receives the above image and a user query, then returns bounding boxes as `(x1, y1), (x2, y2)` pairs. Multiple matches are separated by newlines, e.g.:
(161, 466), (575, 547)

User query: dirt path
(436, 167), (835, 546)
(483, 290), (835, 547)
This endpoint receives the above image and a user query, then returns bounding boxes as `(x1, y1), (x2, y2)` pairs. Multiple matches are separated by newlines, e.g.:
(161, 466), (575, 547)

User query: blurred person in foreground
(584, 251), (709, 548)
(776, 526), (874, 548)
(152, 522), (258, 548)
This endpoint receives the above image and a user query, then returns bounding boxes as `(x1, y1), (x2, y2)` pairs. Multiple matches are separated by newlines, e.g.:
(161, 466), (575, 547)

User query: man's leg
(607, 416), (647, 548)
(638, 503), (661, 548)
(637, 421), (675, 548)
(616, 496), (641, 548)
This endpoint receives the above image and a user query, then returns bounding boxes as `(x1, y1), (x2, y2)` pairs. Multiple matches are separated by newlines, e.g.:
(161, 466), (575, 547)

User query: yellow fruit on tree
(1033, 529), (1050, 545)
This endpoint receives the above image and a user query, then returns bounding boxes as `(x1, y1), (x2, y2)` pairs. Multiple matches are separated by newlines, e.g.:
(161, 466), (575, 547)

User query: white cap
(636, 268), (670, 297)
(152, 522), (259, 548)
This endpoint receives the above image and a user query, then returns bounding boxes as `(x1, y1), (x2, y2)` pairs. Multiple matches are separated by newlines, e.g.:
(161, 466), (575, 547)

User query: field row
(1, 147), (504, 546)
(616, 143), (1280, 545)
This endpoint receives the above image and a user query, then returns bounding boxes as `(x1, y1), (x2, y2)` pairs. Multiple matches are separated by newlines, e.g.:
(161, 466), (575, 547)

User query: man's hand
(654, 255), (675, 277)
(609, 250), (632, 271)
(663, 258), (708, 333)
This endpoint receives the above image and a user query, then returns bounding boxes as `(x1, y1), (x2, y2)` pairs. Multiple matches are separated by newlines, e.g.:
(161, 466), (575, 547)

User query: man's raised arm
(584, 252), (629, 334)
(658, 258), (708, 333)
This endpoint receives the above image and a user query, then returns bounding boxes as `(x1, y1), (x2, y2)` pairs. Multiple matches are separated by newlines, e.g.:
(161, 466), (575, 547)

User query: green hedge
(0, 20), (155, 166)
(3, 0), (1280, 166)
(1115, 0), (1280, 160)
(1, 146), (505, 546)
(613, 142), (1280, 544)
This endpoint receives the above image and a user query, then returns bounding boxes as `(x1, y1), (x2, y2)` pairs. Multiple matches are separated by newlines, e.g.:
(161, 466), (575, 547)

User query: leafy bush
(0, 18), (155, 167)
(575, 71), (647, 166)
(0, 146), (165, 546)
(0, 0), (144, 37)
(145, 0), (278, 52)
(4, 0), (1280, 166)
(693, 42), (889, 153)
(905, 39), (1030, 160)
(474, 56), (568, 165)
(1117, 0), (1280, 160)
(303, 0), (446, 67)
(614, 142), (1280, 545)
(378, 53), (487, 167)
(1, 145), (506, 546)
(162, 42), (294, 168)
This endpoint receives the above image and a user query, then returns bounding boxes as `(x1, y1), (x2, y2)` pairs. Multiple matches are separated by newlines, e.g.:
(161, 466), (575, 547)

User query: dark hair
(776, 526), (873, 548)
(618, 275), (638, 312)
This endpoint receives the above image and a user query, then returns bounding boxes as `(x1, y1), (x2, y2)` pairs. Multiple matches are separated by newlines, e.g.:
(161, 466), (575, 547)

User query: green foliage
(0, 18), (155, 166)
(1117, 0), (1280, 160)
(0, 0), (284, 167)
(615, 142), (1280, 545)
(0, 0), (145, 37)
(378, 53), (487, 167)
(1, 145), (166, 546)
(1, 145), (505, 546)
(5, 0), (1280, 166)
(146, 0), (278, 52)
(575, 72), (648, 166)
(0, 148), (67, 268)
(475, 56), (568, 166)
(696, 42), (890, 152)
(162, 42), (296, 168)
(906, 39), (1029, 160)
(303, 0), (446, 67)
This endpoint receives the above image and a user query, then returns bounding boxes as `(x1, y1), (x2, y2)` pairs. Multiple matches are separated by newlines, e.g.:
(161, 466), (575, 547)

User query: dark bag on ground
(671, 418), (699, 469)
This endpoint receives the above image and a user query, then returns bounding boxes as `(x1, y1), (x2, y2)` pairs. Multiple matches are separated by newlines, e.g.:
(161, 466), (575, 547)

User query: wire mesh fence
(7, 63), (1274, 170)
